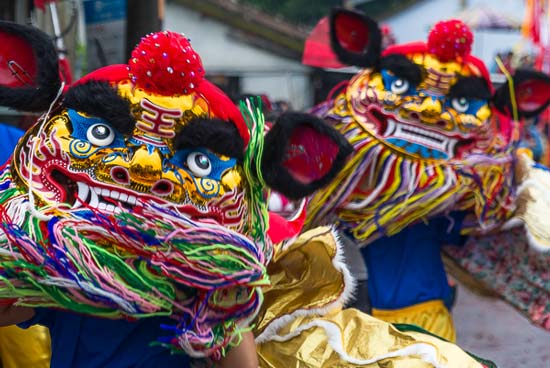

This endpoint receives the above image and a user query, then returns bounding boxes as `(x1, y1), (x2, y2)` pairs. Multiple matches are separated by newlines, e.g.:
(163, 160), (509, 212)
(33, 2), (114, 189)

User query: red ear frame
(492, 69), (550, 119)
(330, 7), (382, 68)
(0, 21), (61, 112)
(261, 112), (353, 200)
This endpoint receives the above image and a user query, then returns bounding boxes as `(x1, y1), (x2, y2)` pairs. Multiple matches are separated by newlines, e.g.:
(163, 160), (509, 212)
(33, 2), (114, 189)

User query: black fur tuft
(64, 81), (135, 134)
(261, 112), (353, 200)
(176, 118), (245, 161)
(330, 8), (382, 68)
(449, 76), (491, 100)
(378, 54), (424, 87)
(0, 21), (61, 112)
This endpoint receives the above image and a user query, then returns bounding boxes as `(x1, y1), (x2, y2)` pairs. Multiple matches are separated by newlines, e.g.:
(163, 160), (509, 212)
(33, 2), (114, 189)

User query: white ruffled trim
(256, 226), (356, 343)
(262, 318), (447, 368)
(524, 226), (550, 253)
(515, 177), (550, 252)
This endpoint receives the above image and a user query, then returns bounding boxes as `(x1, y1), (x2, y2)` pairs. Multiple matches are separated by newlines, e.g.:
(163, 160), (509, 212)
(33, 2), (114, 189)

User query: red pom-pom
(128, 31), (205, 95)
(427, 20), (473, 62)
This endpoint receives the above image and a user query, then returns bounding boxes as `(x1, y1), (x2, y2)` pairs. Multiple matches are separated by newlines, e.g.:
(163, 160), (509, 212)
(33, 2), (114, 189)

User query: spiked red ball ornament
(427, 19), (473, 62)
(128, 31), (205, 96)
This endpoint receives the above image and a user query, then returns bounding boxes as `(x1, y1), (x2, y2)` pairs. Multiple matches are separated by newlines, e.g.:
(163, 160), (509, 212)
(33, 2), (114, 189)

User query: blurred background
(1, 1), (550, 366)
(2, 0), (548, 116)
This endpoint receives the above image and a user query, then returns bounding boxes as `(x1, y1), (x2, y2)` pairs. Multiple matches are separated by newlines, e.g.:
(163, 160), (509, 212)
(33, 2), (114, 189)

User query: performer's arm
(216, 330), (258, 368)
(0, 303), (35, 326)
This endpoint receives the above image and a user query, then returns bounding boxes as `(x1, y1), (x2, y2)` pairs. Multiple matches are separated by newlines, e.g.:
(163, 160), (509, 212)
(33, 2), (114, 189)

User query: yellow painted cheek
(220, 169), (243, 190)
(368, 74), (383, 89)
(476, 105), (491, 122)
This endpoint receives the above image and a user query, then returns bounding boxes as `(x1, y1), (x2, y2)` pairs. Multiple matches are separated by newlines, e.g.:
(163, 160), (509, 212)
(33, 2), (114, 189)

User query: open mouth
(367, 108), (460, 159)
(49, 168), (228, 225)
(73, 182), (137, 213)
(384, 118), (457, 159)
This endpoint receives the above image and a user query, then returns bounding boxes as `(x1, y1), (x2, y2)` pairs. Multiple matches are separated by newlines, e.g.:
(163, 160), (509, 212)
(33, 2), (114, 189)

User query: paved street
(453, 282), (550, 368)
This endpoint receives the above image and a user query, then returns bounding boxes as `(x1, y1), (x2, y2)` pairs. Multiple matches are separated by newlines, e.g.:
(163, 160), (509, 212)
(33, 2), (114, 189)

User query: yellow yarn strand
(494, 55), (519, 122)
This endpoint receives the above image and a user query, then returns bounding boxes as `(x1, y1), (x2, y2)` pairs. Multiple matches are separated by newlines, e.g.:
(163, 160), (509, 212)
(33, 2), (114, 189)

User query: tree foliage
(238, 0), (421, 27)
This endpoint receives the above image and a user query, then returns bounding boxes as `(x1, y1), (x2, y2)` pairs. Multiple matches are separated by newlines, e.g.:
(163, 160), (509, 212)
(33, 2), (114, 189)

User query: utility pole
(126, 0), (164, 59)
(459, 0), (468, 10)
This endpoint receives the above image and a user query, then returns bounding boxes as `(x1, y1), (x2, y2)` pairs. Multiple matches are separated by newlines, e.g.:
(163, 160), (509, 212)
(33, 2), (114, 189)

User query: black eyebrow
(63, 80), (135, 134)
(449, 76), (491, 100)
(175, 117), (244, 161)
(378, 54), (424, 86)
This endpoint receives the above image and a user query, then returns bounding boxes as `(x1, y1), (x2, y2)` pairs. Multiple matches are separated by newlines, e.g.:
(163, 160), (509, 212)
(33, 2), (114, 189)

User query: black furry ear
(0, 21), (61, 112)
(492, 69), (550, 119)
(261, 112), (353, 200)
(330, 7), (382, 68)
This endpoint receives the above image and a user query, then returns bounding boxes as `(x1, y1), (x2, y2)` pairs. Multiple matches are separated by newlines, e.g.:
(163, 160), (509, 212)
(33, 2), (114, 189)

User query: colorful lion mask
(305, 8), (550, 244)
(0, 21), (351, 358)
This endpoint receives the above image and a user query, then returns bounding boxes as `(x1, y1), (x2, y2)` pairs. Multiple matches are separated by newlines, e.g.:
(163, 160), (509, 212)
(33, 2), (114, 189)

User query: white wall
(164, 3), (313, 109)
(385, 0), (531, 66)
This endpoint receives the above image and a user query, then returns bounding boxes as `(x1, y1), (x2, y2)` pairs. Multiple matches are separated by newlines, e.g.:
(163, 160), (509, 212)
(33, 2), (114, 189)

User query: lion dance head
(0, 22), (351, 357)
(305, 9), (550, 244)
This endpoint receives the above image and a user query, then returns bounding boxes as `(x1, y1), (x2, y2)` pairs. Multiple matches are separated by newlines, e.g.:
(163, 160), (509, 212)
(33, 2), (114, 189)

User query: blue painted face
(347, 56), (493, 161)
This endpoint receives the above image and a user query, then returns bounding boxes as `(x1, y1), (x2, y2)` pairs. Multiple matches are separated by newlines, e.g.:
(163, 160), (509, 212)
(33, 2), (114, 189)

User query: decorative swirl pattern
(69, 139), (96, 159)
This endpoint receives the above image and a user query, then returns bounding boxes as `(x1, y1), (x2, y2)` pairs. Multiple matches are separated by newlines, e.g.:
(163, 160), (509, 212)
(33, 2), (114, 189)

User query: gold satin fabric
(254, 227), (483, 367)
(372, 300), (456, 342)
(0, 325), (51, 368)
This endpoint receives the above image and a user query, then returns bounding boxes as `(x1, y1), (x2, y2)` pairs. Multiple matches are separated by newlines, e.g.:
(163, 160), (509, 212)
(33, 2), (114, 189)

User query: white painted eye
(86, 123), (115, 146)
(390, 78), (410, 94)
(452, 97), (470, 113)
(187, 152), (212, 177)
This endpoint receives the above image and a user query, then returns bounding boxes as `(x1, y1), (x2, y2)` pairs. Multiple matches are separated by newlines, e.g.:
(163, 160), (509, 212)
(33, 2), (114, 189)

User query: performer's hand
(0, 303), (35, 326)
(215, 331), (258, 368)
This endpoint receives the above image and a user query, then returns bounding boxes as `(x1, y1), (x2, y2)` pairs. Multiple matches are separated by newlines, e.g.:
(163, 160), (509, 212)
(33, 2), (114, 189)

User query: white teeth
(384, 118), (397, 136)
(73, 182), (89, 209)
(89, 189), (99, 208)
(446, 139), (458, 155)
(72, 182), (140, 214)
(127, 195), (137, 205)
(385, 118), (456, 156)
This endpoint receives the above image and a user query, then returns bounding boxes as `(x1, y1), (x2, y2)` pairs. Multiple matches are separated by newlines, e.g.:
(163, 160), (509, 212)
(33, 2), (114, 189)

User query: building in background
(384, 0), (528, 67)
(164, 0), (314, 110)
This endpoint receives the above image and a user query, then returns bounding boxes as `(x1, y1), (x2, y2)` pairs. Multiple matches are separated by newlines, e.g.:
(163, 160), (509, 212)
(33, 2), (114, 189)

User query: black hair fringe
(449, 76), (491, 100)
(175, 117), (245, 161)
(63, 81), (135, 134)
(378, 54), (423, 86)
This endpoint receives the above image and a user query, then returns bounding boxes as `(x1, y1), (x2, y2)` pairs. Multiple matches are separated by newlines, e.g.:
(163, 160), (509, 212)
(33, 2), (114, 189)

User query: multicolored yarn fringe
(0, 103), (272, 359)
(239, 97), (271, 262)
(305, 94), (517, 244)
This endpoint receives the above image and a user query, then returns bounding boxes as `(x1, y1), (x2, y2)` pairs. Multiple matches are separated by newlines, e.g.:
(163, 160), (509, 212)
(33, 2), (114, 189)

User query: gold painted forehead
(409, 52), (475, 95)
(116, 81), (211, 140)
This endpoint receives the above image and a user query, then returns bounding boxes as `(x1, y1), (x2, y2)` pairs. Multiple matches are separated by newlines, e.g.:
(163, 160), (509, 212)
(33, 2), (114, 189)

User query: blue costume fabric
(361, 212), (467, 310)
(19, 309), (191, 368)
(0, 124), (23, 165)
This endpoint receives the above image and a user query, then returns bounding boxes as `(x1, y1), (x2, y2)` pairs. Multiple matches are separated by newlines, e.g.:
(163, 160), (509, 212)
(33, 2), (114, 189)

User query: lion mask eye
(390, 78), (410, 95)
(451, 97), (470, 113)
(86, 123), (116, 146)
(186, 151), (212, 177)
